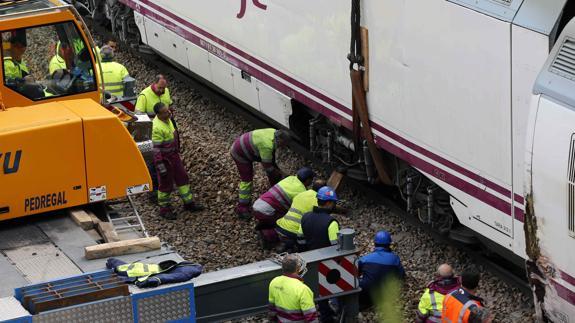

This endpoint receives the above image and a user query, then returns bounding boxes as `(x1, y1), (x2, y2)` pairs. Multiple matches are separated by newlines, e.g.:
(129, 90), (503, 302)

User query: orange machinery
(0, 0), (151, 220)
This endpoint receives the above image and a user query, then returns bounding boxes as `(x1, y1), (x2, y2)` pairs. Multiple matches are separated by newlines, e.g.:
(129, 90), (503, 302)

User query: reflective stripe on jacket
(260, 175), (306, 214)
(268, 274), (318, 322)
(4, 57), (28, 79)
(417, 289), (445, 322)
(116, 262), (161, 278)
(135, 85), (173, 117)
(441, 288), (484, 323)
(277, 189), (318, 234)
(230, 128), (276, 165)
(101, 61), (129, 97)
(152, 117), (177, 162)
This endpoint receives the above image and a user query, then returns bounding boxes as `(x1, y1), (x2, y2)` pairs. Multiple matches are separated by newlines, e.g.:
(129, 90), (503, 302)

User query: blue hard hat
(296, 167), (315, 182)
(374, 231), (392, 245)
(317, 186), (337, 201)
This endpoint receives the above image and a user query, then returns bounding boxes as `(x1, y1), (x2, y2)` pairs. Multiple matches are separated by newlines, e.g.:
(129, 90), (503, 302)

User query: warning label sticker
(127, 184), (151, 196)
(89, 186), (107, 203)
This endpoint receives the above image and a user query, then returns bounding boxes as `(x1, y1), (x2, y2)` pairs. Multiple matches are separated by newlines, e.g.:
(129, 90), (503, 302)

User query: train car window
(1, 21), (96, 101)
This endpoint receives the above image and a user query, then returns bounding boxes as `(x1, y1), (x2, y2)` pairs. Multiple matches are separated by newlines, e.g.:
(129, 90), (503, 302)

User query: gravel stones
(107, 40), (535, 322)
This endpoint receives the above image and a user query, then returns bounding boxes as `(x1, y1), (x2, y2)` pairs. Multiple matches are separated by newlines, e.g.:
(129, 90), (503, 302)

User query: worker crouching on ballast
(230, 128), (291, 218)
(152, 102), (203, 219)
(253, 167), (315, 249)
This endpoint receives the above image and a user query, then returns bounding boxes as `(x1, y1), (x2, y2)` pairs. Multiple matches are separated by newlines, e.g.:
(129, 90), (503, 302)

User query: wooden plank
(68, 209), (94, 230)
(361, 27), (369, 92)
(96, 222), (120, 243)
(327, 170), (345, 193)
(84, 237), (161, 260)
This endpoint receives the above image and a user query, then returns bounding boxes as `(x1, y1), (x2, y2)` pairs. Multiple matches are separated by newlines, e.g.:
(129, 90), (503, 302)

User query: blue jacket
(358, 247), (405, 291)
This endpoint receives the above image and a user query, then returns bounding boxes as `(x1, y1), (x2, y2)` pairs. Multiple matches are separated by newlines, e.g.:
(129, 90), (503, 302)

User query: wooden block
(97, 222), (120, 243)
(69, 209), (94, 230)
(327, 170), (345, 193)
(84, 237), (161, 260)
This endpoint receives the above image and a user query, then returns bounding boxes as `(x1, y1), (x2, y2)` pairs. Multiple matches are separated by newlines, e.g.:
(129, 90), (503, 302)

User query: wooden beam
(327, 170), (345, 193)
(84, 237), (161, 260)
(96, 222), (120, 243)
(69, 209), (94, 230)
(360, 27), (369, 92)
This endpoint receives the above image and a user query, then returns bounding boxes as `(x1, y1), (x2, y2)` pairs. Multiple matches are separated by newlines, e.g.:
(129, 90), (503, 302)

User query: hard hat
(296, 167), (315, 182)
(100, 45), (114, 61)
(317, 186), (337, 202)
(374, 231), (392, 245)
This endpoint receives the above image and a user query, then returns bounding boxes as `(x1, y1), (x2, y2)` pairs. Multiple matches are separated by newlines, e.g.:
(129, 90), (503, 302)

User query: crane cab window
(1, 22), (96, 100)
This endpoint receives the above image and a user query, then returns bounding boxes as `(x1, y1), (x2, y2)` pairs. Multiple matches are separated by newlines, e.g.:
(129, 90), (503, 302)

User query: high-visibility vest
(230, 128), (276, 165)
(100, 61), (129, 97)
(418, 289), (445, 322)
(135, 85), (173, 117)
(277, 189), (317, 234)
(116, 262), (162, 278)
(152, 117), (177, 157)
(48, 55), (67, 75)
(441, 289), (484, 323)
(56, 39), (85, 56)
(268, 275), (318, 322)
(3, 57), (28, 79)
(262, 175), (306, 213)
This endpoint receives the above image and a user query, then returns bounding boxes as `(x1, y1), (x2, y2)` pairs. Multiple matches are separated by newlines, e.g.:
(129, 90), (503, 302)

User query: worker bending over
(99, 45), (130, 98)
(268, 254), (318, 323)
(230, 128), (291, 218)
(253, 167), (315, 248)
(358, 231), (405, 310)
(276, 179), (326, 253)
(152, 102), (203, 219)
(416, 264), (461, 323)
(442, 270), (492, 323)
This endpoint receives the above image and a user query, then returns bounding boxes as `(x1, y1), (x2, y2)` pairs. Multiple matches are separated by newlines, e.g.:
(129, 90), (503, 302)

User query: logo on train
(237, 0), (267, 19)
(1, 150), (22, 175)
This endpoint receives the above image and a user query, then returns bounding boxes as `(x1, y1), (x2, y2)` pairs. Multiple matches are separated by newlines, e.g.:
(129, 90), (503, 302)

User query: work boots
(234, 203), (251, 220)
(159, 207), (176, 220)
(184, 202), (204, 212)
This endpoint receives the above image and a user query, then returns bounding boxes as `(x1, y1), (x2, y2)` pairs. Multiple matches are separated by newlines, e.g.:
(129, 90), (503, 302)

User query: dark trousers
(146, 158), (158, 191)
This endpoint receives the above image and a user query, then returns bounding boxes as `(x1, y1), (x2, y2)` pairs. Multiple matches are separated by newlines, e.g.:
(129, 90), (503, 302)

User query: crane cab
(0, 0), (101, 108)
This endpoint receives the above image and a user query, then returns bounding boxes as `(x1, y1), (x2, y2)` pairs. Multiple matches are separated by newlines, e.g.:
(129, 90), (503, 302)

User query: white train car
(90, 0), (575, 320)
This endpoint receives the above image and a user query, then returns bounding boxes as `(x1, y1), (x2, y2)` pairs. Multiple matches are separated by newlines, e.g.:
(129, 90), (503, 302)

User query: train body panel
(111, 0), (575, 318)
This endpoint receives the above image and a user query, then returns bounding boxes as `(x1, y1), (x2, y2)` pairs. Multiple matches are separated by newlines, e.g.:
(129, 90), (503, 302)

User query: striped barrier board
(318, 254), (358, 297)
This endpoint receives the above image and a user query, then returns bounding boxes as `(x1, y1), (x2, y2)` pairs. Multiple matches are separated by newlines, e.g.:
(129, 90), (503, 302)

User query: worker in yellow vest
(152, 102), (203, 219)
(268, 254), (318, 322)
(275, 179), (325, 252)
(4, 35), (29, 82)
(99, 45), (130, 98)
(136, 74), (173, 118)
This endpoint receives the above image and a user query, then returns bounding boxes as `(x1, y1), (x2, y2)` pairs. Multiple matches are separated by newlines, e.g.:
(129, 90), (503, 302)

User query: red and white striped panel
(108, 99), (136, 112)
(318, 254), (358, 297)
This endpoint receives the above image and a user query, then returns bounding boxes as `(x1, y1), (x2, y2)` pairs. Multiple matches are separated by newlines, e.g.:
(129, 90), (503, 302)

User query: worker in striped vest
(416, 264), (461, 323)
(275, 179), (325, 252)
(253, 167), (315, 249)
(230, 128), (291, 218)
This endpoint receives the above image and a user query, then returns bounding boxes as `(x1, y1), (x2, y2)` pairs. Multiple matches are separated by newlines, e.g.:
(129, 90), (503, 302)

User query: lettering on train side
(1, 150), (22, 175)
(24, 191), (68, 212)
(237, 0), (267, 19)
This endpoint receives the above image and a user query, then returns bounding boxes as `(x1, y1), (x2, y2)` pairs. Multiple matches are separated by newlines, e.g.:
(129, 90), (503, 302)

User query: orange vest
(441, 288), (483, 323)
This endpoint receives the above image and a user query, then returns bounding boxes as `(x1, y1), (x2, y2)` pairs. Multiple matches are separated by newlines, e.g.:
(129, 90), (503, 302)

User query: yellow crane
(0, 0), (151, 221)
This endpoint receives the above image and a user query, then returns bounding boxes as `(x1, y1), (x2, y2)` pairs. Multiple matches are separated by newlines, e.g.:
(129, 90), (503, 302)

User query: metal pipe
(362, 140), (376, 184)
(406, 175), (414, 213)
(327, 131), (334, 163)
(335, 135), (355, 151)
(427, 186), (438, 225)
